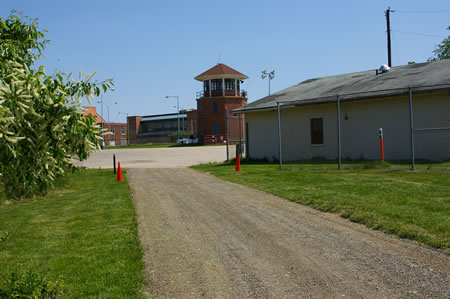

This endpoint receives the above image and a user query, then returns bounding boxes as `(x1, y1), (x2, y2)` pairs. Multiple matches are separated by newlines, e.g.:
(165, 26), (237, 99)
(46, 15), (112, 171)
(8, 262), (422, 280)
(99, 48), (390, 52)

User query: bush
(0, 270), (67, 298)
(0, 11), (113, 199)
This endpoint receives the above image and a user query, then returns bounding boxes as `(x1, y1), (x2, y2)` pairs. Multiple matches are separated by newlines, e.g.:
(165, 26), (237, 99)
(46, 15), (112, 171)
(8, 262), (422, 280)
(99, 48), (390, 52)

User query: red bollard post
(379, 128), (384, 162)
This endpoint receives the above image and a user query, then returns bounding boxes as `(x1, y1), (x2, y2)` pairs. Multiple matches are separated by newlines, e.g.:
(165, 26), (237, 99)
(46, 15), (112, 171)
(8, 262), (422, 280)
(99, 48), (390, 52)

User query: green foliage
(428, 26), (450, 61)
(0, 231), (9, 243)
(0, 270), (66, 298)
(0, 11), (113, 199)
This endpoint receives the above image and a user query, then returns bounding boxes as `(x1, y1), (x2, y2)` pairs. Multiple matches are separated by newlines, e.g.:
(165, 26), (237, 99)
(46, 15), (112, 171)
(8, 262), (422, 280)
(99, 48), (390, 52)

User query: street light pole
(97, 88), (114, 148)
(104, 101), (118, 146)
(97, 94), (105, 147)
(118, 112), (129, 145)
(165, 95), (180, 133)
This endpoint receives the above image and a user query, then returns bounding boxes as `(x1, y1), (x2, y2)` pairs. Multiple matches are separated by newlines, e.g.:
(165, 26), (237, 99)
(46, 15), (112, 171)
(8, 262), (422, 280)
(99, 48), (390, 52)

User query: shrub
(0, 11), (113, 199)
(0, 270), (67, 298)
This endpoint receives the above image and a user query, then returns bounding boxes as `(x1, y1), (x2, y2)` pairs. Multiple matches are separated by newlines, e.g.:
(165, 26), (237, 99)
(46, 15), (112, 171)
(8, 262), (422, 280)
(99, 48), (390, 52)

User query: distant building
(127, 63), (249, 145)
(83, 106), (105, 123)
(104, 122), (128, 146)
(195, 63), (248, 144)
(128, 111), (192, 144)
(82, 106), (127, 146)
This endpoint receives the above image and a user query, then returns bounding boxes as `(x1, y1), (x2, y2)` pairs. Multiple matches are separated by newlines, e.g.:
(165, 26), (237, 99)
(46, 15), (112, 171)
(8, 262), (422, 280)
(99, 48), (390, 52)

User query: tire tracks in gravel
(128, 168), (450, 298)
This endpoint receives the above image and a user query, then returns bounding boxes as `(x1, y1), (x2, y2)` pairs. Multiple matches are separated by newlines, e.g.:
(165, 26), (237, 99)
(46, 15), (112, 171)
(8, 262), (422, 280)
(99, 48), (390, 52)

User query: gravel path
(128, 168), (450, 298)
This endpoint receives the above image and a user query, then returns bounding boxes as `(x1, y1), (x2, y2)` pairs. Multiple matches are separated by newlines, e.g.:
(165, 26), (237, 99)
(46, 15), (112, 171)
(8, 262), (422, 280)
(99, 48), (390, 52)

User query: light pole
(261, 69), (275, 96)
(97, 88), (114, 147)
(97, 94), (105, 147)
(165, 95), (180, 132)
(118, 112), (129, 145)
(105, 102), (118, 144)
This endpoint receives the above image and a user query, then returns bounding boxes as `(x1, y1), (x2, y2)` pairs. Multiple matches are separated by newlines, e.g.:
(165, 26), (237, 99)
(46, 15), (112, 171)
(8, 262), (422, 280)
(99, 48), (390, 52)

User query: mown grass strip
(192, 162), (450, 250)
(0, 169), (145, 297)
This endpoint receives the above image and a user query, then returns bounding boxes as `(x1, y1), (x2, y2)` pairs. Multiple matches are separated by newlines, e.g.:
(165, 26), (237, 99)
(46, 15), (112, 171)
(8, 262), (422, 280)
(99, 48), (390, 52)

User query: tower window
(225, 79), (235, 90)
(203, 81), (209, 93)
(199, 103), (204, 115)
(199, 124), (204, 136)
(212, 123), (219, 135)
(211, 79), (222, 91)
(212, 102), (218, 113)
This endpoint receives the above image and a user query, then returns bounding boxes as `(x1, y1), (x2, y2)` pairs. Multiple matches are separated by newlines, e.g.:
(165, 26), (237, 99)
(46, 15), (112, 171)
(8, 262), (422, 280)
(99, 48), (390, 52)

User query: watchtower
(194, 63), (248, 144)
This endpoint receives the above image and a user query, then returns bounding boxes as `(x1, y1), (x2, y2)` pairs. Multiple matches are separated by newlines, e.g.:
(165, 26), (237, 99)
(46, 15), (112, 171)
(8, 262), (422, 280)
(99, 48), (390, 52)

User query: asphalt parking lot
(75, 145), (229, 169)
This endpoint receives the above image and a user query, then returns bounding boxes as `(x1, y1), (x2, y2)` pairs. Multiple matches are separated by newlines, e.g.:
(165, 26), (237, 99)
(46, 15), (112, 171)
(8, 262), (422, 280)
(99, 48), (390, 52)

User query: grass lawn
(0, 169), (145, 297)
(192, 161), (450, 250)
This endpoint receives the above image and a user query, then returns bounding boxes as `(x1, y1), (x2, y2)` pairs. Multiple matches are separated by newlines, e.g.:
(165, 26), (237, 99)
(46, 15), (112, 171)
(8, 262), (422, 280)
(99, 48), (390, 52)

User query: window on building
(225, 79), (235, 90)
(212, 123), (219, 135)
(203, 81), (209, 93)
(110, 127), (115, 134)
(211, 79), (222, 91)
(212, 102), (218, 113)
(121, 127), (126, 135)
(199, 124), (204, 136)
(310, 118), (323, 145)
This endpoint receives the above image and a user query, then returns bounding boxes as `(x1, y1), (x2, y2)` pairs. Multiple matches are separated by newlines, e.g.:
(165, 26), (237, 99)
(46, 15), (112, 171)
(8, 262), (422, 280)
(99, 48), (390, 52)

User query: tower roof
(195, 63), (248, 81)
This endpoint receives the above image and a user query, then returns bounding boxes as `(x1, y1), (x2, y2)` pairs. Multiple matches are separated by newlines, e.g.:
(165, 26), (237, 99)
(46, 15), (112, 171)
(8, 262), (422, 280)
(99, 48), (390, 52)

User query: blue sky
(2, 0), (449, 122)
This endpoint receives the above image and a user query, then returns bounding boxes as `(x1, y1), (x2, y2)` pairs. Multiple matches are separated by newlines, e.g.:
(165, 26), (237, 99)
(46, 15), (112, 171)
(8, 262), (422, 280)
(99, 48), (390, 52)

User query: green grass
(192, 161), (450, 250)
(0, 169), (145, 297)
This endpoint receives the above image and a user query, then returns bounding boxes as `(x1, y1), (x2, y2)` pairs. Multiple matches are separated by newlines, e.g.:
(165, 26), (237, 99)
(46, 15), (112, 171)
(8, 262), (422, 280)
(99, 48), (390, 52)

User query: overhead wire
(395, 10), (450, 14)
(391, 30), (446, 38)
(390, 31), (402, 65)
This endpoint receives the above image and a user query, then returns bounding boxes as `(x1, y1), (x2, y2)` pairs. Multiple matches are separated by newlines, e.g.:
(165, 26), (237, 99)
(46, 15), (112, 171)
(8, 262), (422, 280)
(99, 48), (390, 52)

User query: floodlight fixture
(261, 69), (275, 95)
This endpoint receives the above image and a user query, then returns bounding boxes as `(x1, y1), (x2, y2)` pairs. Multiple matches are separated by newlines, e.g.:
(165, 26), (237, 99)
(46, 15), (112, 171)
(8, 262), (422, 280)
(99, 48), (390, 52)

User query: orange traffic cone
(235, 155), (241, 171)
(117, 162), (123, 182)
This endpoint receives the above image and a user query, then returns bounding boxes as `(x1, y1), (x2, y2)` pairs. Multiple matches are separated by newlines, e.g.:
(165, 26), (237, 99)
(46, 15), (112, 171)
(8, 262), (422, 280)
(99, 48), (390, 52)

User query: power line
(391, 31), (402, 66)
(391, 30), (446, 38)
(396, 10), (450, 14)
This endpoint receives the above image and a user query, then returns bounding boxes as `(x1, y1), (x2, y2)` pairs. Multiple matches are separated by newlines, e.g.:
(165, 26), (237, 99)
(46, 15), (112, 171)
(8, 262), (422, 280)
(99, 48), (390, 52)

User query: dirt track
(128, 168), (450, 298)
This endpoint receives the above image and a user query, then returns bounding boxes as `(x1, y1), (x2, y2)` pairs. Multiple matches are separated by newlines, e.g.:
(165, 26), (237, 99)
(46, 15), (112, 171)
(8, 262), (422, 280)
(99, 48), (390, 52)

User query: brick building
(194, 63), (248, 144)
(104, 123), (128, 146)
(82, 106), (127, 146)
(126, 63), (248, 145)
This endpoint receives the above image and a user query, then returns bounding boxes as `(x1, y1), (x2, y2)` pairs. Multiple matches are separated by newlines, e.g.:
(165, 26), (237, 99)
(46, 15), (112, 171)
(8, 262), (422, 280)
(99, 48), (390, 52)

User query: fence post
(336, 95), (342, 169)
(408, 86), (415, 170)
(239, 113), (242, 159)
(277, 102), (283, 170)
(225, 107), (229, 161)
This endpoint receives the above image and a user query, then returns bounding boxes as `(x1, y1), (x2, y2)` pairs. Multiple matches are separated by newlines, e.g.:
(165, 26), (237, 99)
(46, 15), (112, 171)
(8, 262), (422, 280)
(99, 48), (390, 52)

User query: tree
(0, 11), (113, 199)
(428, 26), (450, 61)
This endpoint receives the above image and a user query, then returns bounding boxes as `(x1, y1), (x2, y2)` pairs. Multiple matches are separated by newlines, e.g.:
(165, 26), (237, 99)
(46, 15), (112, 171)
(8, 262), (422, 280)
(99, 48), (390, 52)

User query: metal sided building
(128, 112), (190, 144)
(233, 60), (450, 163)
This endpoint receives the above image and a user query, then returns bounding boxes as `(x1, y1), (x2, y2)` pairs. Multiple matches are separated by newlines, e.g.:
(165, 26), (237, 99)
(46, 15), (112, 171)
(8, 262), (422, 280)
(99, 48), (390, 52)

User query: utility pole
(385, 7), (394, 67)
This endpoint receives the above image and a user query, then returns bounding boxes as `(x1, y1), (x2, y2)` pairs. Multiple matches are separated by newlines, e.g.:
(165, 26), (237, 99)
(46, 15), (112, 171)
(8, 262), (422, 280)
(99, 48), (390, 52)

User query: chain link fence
(225, 108), (245, 160)
(273, 84), (450, 170)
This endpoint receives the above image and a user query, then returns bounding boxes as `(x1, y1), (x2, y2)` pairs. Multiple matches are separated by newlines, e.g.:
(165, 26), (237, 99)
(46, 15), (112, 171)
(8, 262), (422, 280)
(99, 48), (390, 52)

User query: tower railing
(196, 90), (247, 99)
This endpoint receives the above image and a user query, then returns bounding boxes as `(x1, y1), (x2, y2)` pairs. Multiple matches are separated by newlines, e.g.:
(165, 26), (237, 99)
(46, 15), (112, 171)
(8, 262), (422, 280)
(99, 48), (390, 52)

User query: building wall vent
(376, 64), (390, 75)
